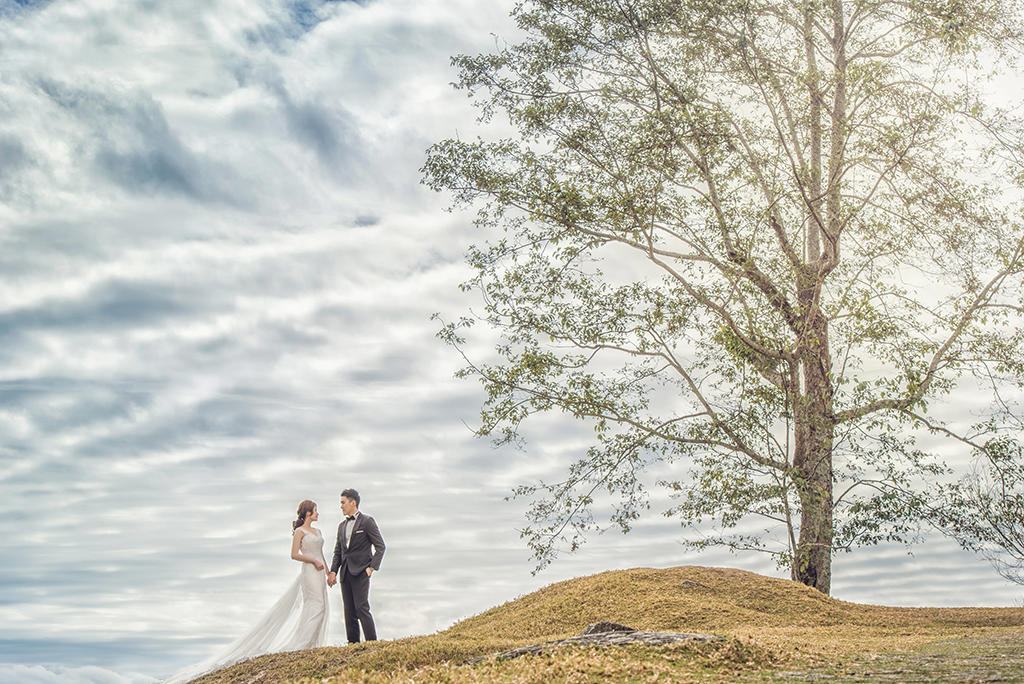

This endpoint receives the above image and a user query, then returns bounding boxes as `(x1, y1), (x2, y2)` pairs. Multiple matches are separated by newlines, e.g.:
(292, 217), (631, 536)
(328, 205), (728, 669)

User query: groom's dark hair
(341, 488), (360, 506)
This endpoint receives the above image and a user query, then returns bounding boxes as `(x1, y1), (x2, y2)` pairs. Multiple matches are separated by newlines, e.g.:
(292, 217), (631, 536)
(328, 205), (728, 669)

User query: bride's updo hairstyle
(293, 499), (316, 530)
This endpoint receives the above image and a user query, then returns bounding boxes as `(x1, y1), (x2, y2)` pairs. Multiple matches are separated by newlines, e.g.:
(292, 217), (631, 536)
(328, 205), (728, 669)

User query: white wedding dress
(163, 528), (330, 683)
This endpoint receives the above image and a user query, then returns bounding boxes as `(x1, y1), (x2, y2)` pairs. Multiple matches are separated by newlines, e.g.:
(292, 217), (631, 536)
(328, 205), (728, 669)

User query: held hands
(321, 569), (369, 585)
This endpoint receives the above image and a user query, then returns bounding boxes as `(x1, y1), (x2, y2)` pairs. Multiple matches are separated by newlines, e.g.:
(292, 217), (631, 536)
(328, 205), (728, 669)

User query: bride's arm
(290, 529), (325, 570)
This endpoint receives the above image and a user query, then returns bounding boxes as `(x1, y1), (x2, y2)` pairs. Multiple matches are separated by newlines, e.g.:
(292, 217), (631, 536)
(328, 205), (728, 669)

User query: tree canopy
(424, 0), (1024, 594)
(941, 437), (1024, 584)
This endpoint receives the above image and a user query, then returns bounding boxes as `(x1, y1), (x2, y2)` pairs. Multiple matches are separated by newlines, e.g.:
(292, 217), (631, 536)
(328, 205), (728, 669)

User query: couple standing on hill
(289, 488), (386, 645)
(163, 489), (385, 683)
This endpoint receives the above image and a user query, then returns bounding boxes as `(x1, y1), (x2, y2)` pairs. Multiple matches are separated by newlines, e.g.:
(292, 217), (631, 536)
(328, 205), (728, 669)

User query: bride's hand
(313, 560), (324, 570)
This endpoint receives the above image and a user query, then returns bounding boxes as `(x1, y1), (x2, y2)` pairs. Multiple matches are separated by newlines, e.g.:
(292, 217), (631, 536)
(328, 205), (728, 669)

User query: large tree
(423, 0), (1024, 594)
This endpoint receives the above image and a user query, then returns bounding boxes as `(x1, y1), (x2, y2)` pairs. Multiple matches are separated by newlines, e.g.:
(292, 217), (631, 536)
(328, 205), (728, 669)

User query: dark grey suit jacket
(331, 512), (385, 576)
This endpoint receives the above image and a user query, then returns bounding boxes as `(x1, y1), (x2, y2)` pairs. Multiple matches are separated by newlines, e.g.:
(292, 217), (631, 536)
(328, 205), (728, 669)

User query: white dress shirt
(344, 511), (360, 548)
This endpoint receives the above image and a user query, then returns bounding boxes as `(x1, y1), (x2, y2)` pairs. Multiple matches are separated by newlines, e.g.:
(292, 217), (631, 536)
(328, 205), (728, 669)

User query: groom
(327, 488), (385, 643)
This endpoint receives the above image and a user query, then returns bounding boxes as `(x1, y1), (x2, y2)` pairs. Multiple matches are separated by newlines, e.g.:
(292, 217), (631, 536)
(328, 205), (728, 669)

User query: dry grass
(190, 565), (1024, 683)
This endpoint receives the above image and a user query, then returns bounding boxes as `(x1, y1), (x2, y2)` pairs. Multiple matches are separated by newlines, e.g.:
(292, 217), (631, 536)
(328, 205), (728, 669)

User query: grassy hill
(190, 565), (1024, 683)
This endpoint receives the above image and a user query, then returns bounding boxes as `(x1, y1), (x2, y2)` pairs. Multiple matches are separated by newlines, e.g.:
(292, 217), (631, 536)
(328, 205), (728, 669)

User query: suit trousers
(340, 569), (376, 642)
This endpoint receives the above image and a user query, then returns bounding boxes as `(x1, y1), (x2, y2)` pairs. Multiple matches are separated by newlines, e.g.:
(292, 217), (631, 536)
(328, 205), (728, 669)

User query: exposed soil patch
(466, 622), (723, 663)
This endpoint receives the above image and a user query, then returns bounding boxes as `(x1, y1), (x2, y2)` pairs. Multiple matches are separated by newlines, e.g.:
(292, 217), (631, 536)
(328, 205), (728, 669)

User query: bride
(163, 500), (330, 683)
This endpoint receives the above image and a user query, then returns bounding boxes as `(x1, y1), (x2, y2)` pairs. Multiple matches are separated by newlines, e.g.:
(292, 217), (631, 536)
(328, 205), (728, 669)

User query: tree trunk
(788, 0), (842, 597)
(791, 304), (835, 594)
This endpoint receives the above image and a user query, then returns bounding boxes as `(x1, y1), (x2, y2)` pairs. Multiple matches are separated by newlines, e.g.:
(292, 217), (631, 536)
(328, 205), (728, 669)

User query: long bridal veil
(163, 544), (329, 682)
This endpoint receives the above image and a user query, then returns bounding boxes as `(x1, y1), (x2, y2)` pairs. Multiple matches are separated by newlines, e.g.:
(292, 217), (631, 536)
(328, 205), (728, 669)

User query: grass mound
(191, 565), (1024, 683)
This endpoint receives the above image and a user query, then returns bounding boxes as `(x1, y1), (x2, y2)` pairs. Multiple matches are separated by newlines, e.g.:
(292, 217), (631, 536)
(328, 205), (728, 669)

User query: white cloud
(0, 664), (155, 684)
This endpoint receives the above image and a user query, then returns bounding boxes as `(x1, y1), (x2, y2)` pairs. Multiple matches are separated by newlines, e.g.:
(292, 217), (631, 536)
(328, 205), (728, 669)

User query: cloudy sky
(0, 1), (1020, 682)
